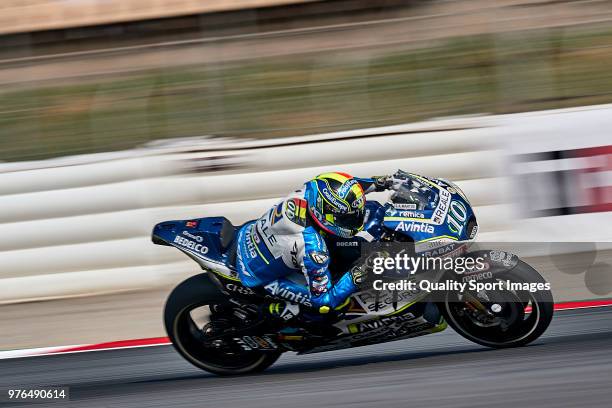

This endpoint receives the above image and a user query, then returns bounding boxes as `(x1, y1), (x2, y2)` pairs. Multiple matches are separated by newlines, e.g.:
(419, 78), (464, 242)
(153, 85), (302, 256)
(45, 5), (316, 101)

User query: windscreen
(390, 176), (437, 211)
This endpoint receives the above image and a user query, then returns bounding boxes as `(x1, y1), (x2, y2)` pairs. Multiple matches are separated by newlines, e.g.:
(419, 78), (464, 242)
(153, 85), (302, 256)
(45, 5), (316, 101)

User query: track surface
(1, 308), (611, 408)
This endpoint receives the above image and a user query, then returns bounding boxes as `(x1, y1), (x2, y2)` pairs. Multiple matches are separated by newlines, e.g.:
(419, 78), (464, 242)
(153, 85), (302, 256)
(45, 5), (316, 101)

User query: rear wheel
(164, 274), (281, 375)
(441, 260), (554, 348)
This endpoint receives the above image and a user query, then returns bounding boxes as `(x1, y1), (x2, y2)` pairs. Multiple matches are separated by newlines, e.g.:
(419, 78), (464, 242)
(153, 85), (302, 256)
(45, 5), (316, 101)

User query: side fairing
(362, 201), (387, 241)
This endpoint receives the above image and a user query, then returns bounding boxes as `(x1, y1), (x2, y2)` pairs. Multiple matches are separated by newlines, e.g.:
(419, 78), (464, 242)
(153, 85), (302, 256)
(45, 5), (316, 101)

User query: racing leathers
(235, 177), (388, 315)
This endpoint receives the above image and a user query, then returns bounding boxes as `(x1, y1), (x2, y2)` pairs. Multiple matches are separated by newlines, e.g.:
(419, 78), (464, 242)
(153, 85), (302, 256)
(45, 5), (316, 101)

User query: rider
(235, 171), (399, 321)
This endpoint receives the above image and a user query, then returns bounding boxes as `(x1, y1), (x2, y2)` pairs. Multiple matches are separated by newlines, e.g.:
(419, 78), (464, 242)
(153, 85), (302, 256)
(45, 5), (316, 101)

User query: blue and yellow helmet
(304, 172), (366, 238)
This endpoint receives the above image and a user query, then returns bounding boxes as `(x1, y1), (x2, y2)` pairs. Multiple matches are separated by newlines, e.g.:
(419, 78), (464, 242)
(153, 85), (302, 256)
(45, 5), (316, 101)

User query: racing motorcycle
(153, 172), (554, 375)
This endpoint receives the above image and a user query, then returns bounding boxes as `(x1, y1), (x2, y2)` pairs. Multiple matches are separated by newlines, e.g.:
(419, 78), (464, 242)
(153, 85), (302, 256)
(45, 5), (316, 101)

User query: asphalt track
(1, 308), (611, 408)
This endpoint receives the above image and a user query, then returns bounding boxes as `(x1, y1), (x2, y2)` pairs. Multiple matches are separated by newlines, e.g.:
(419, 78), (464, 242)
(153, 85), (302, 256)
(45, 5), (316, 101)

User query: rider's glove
(371, 175), (393, 192)
(350, 249), (391, 286)
(371, 170), (411, 192)
(350, 263), (369, 286)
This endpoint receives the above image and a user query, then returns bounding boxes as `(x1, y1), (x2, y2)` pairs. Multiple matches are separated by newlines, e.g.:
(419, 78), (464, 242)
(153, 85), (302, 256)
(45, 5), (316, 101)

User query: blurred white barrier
(1, 105), (611, 303)
(0, 117), (486, 195)
(0, 151), (501, 223)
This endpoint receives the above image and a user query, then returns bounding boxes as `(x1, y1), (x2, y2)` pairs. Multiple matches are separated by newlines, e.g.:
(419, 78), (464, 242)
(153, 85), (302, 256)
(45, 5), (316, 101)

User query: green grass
(2, 26), (612, 161)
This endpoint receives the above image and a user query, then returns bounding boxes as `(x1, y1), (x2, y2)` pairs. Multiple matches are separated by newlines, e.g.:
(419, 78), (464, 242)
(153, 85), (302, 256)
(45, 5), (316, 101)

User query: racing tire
(164, 273), (281, 375)
(440, 260), (554, 348)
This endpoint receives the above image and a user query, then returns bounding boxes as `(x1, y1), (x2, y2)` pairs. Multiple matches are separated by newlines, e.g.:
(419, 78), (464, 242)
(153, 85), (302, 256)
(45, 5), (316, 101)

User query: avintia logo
(395, 221), (434, 234)
(264, 281), (313, 307)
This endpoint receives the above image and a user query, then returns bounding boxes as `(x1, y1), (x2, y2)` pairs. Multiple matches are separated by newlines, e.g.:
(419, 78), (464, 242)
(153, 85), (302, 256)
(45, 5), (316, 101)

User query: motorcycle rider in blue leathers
(235, 171), (397, 321)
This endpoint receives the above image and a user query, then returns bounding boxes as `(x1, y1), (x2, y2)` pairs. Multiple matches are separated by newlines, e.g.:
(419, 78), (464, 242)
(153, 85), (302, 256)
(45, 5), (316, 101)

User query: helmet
(304, 172), (366, 238)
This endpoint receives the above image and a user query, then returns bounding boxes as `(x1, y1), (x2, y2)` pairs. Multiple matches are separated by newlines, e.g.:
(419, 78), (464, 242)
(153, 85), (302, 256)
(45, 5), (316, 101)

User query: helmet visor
(330, 208), (365, 232)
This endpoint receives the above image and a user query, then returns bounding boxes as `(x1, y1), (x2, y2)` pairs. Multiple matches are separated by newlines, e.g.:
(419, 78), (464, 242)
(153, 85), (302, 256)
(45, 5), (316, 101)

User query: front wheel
(441, 260), (554, 348)
(164, 273), (281, 376)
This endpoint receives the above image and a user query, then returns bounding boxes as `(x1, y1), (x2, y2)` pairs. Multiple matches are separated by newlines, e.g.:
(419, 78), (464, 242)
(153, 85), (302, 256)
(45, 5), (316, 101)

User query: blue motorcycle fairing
(375, 175), (477, 243)
(151, 175), (478, 298)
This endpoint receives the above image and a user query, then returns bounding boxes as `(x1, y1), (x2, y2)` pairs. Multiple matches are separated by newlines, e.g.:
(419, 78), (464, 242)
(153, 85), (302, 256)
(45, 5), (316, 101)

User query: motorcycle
(153, 172), (554, 375)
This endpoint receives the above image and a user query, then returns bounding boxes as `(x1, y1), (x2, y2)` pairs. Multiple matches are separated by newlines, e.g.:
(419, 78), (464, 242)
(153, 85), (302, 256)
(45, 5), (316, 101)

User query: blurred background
(1, 0), (612, 349)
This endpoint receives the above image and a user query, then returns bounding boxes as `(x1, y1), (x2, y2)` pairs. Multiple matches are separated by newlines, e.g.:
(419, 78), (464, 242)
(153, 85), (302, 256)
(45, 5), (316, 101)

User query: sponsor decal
(257, 217), (278, 248)
(185, 220), (199, 228)
(336, 241), (359, 247)
(393, 203), (417, 210)
(391, 321), (434, 338)
(469, 224), (478, 239)
(337, 179), (358, 198)
(399, 210), (424, 218)
(226, 283), (256, 295)
(461, 271), (493, 282)
(395, 221), (434, 234)
(354, 290), (419, 313)
(234, 335), (277, 351)
(264, 281), (313, 307)
(489, 250), (515, 267)
(173, 235), (209, 254)
(381, 313), (416, 323)
(432, 189), (451, 224)
(351, 194), (364, 209)
(419, 243), (466, 258)
(351, 313), (418, 333)
(285, 198), (307, 226)
(419, 239), (452, 251)
(270, 202), (284, 225)
(182, 231), (203, 242)
(310, 251), (329, 265)
(245, 226), (258, 258)
(243, 336), (258, 349)
(350, 320), (433, 343)
(259, 335), (278, 348)
(321, 187), (349, 211)
(285, 199), (297, 218)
